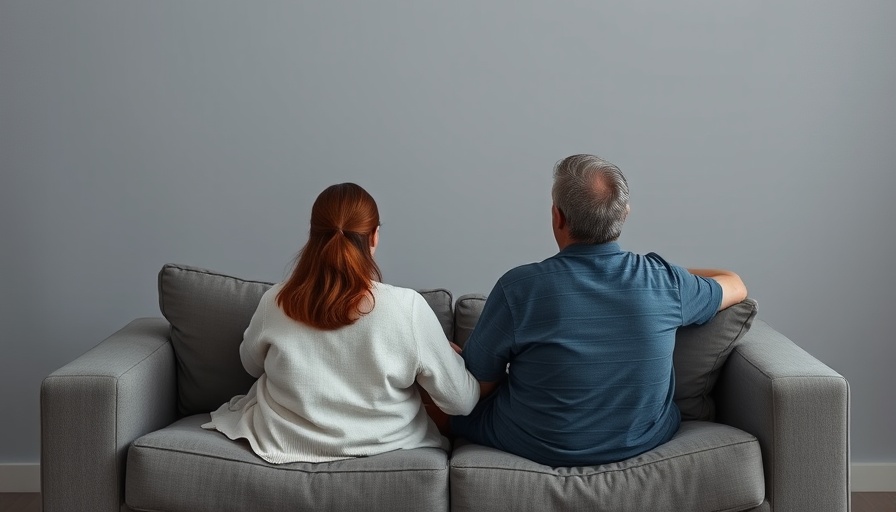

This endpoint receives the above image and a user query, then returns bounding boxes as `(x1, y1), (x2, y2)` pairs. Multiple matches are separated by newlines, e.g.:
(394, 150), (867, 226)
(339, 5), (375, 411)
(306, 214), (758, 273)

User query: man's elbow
(721, 273), (748, 309)
(732, 273), (748, 302)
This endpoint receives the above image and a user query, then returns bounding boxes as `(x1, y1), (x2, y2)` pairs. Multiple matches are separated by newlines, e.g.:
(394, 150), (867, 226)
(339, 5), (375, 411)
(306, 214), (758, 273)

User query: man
(451, 154), (747, 466)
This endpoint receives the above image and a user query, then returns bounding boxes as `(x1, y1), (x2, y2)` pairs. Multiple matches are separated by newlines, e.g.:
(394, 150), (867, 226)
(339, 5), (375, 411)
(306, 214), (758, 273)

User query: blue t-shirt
(451, 242), (722, 466)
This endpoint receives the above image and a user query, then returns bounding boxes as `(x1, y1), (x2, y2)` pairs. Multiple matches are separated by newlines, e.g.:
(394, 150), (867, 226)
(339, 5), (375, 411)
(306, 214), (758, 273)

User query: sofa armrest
(41, 317), (176, 512)
(714, 320), (850, 512)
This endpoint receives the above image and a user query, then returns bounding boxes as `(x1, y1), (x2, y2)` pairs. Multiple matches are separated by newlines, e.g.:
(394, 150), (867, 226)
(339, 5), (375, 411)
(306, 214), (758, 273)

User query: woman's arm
(238, 291), (270, 378)
(413, 295), (480, 416)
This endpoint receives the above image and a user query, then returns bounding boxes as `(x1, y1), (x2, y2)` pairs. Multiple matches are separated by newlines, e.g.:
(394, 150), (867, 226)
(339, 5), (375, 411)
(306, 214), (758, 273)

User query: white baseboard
(0, 463), (40, 492)
(853, 463), (896, 492)
(0, 462), (893, 493)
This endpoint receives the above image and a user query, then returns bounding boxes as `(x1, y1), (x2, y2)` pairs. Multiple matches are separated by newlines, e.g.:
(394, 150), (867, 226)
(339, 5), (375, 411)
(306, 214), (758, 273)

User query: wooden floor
(0, 493), (40, 512)
(853, 492), (896, 512)
(1, 492), (893, 511)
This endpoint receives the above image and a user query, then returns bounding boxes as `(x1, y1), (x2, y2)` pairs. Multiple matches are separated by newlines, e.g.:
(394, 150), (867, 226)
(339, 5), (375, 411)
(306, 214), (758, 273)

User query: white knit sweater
(202, 281), (479, 464)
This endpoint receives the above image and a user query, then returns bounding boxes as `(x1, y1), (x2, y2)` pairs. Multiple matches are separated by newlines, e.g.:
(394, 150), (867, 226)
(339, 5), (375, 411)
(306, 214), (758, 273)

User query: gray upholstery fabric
(674, 298), (758, 420)
(126, 415), (449, 512)
(40, 268), (848, 512)
(450, 421), (765, 512)
(158, 263), (272, 415)
(453, 294), (486, 347)
(453, 294), (757, 421)
(41, 318), (175, 512)
(158, 263), (455, 416)
(418, 287), (454, 341)
(715, 320), (850, 512)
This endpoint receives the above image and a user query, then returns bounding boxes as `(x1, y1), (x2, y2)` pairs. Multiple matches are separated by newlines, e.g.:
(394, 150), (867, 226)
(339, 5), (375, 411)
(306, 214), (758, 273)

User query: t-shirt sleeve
(669, 262), (723, 326)
(412, 293), (480, 416)
(461, 281), (515, 382)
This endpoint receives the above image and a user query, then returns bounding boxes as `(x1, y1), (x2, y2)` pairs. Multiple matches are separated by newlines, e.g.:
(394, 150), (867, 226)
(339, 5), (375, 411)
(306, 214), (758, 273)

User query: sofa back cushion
(673, 298), (757, 420)
(453, 294), (757, 421)
(158, 263), (454, 417)
(454, 294), (487, 348)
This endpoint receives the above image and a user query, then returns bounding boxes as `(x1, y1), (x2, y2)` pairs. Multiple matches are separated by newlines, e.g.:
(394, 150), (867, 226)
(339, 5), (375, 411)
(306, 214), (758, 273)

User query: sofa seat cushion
(126, 415), (449, 512)
(449, 421), (764, 512)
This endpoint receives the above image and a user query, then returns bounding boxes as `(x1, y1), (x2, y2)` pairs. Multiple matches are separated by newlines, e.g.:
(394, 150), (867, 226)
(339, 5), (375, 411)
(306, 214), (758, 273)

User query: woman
(202, 183), (479, 463)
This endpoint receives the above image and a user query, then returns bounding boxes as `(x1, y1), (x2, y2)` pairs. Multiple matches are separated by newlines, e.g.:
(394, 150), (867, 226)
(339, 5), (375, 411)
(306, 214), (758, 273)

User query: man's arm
(452, 342), (500, 400)
(687, 268), (748, 311)
(461, 282), (515, 402)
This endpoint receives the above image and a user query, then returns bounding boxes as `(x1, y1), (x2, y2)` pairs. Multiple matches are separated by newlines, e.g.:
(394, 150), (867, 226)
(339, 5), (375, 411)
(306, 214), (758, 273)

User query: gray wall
(2, 0), (894, 464)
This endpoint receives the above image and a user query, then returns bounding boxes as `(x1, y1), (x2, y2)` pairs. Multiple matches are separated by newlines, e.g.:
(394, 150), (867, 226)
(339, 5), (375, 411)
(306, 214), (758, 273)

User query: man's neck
(554, 233), (578, 251)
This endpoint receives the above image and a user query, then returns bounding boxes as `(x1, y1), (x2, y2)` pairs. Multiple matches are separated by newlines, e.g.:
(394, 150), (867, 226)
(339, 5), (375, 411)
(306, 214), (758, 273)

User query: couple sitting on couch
(201, 153), (748, 468)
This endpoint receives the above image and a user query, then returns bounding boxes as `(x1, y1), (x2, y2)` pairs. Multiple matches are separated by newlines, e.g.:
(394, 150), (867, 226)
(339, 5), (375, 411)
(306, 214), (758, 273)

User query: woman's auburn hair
(277, 183), (382, 330)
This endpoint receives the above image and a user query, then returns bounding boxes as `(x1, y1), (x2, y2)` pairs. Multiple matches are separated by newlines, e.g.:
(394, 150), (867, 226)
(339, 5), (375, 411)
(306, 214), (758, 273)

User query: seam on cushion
(159, 264), (274, 318)
(128, 506), (166, 512)
(117, 340), (174, 505)
(451, 439), (763, 511)
(131, 443), (449, 474)
(726, 349), (776, 508)
(709, 501), (766, 512)
(731, 343), (849, 384)
(456, 296), (486, 312)
(451, 438), (758, 476)
(44, 335), (171, 383)
(418, 288), (454, 300)
(166, 263), (275, 286)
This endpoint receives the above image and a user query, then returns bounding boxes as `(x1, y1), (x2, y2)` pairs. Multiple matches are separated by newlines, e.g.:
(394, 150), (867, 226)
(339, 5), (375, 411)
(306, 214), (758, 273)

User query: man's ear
(552, 205), (566, 230)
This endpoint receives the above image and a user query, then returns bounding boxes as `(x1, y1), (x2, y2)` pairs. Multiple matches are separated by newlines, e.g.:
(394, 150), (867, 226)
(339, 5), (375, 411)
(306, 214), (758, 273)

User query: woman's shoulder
(371, 283), (437, 319)
(253, 283), (286, 317)
(260, 282), (285, 301)
(372, 281), (420, 303)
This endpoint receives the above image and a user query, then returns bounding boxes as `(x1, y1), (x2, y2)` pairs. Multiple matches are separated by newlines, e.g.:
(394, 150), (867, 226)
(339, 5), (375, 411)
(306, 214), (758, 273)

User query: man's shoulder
(496, 258), (556, 287)
(640, 251), (690, 277)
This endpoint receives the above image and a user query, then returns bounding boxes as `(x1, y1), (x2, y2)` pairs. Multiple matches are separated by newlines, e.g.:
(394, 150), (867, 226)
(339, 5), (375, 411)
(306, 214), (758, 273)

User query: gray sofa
(41, 264), (850, 512)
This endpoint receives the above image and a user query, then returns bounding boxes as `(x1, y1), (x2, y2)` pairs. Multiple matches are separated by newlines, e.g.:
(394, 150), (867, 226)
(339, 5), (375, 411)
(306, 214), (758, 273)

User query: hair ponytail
(277, 183), (382, 330)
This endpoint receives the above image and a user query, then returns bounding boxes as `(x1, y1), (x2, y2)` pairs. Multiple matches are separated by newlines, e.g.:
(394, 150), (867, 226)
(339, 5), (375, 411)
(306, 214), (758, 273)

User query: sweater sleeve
(239, 290), (270, 378)
(412, 294), (480, 416)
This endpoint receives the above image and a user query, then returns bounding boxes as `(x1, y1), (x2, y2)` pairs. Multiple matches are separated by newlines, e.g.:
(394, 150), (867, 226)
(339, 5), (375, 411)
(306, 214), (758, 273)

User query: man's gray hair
(552, 154), (630, 244)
